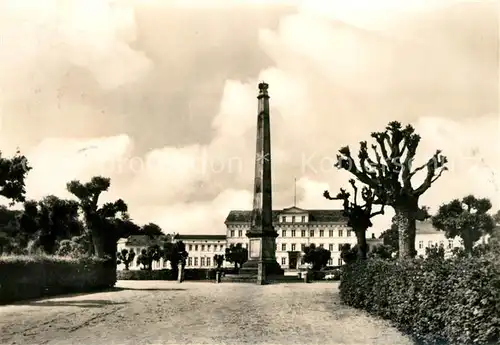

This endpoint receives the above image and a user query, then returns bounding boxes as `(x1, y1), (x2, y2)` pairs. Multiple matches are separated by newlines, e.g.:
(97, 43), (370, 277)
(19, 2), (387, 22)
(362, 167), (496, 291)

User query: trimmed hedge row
(117, 268), (239, 281)
(339, 255), (500, 345)
(0, 255), (116, 304)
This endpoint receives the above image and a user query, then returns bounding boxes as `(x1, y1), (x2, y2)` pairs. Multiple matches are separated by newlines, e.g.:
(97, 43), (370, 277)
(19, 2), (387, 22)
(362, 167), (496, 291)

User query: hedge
(339, 254), (500, 345)
(0, 255), (116, 304)
(117, 267), (239, 281)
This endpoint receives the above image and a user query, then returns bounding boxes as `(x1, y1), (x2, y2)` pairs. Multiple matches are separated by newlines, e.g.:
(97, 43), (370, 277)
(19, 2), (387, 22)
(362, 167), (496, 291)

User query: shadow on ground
(20, 299), (129, 308)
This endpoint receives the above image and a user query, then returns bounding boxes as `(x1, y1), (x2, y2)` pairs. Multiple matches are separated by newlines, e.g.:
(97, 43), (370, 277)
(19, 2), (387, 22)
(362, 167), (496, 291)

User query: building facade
(225, 206), (356, 269)
(117, 235), (170, 270)
(174, 234), (228, 268)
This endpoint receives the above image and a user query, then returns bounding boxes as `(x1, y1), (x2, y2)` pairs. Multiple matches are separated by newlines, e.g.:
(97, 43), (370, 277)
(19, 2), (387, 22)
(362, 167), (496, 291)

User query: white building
(225, 206), (356, 269)
(117, 235), (170, 270)
(174, 234), (228, 268)
(415, 220), (491, 257)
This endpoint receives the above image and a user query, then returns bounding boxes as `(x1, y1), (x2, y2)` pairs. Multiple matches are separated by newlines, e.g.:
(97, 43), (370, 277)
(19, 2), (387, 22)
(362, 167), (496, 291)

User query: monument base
(239, 259), (284, 277)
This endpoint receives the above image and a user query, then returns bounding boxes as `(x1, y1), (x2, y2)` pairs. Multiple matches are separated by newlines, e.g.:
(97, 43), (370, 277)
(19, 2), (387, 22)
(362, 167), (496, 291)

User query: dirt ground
(0, 280), (414, 345)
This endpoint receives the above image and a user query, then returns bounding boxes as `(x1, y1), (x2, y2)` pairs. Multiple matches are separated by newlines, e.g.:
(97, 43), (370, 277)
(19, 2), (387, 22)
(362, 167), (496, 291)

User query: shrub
(340, 254), (500, 345)
(0, 254), (116, 304)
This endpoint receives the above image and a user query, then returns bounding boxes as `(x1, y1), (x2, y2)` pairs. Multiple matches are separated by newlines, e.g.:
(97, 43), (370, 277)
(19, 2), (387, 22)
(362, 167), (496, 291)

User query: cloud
(1, 1), (497, 235)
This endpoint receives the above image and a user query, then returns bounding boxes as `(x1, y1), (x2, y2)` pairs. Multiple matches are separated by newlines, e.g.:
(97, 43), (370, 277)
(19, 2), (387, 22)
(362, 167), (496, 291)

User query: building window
(282, 230), (287, 237)
(338, 258), (343, 266)
(194, 257), (198, 266)
(338, 230), (343, 237)
(347, 230), (351, 237)
(281, 257), (286, 265)
(282, 216), (286, 223)
(189, 244), (193, 251)
(201, 245), (205, 251)
(319, 230), (324, 237)
(301, 230), (306, 237)
(301, 216), (305, 222)
(291, 230), (296, 237)
(230, 230), (235, 237)
(188, 257), (192, 266)
(201, 257), (205, 266)
(292, 216), (296, 223)
(238, 230), (243, 237)
(310, 230), (314, 237)
(328, 259), (333, 266)
(329, 230), (333, 237)
(282, 243), (286, 251)
(207, 244), (211, 251)
(206, 257), (211, 267)
(301, 244), (306, 251)
(418, 241), (424, 249)
(329, 244), (333, 251)
(338, 243), (343, 251)
(319, 244), (324, 248)
(195, 245), (199, 251)
(220, 245), (224, 251)
(448, 239), (453, 249)
(291, 243), (296, 251)
(428, 241), (432, 248)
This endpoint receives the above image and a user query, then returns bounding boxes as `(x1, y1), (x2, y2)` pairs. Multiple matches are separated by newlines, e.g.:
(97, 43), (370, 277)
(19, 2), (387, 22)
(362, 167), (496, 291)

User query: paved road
(0, 280), (413, 345)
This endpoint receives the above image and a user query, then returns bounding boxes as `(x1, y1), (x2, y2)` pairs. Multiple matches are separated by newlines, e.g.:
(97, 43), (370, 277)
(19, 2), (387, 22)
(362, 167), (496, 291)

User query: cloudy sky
(0, 0), (498, 235)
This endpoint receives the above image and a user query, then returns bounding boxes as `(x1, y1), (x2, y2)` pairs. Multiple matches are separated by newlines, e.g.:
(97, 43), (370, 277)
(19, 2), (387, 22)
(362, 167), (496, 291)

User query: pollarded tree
(431, 195), (495, 256)
(117, 249), (136, 270)
(67, 176), (128, 258)
(335, 121), (447, 258)
(324, 179), (385, 259)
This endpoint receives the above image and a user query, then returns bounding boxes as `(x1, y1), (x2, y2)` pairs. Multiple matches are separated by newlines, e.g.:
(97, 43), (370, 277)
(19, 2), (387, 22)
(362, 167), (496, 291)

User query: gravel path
(0, 280), (413, 345)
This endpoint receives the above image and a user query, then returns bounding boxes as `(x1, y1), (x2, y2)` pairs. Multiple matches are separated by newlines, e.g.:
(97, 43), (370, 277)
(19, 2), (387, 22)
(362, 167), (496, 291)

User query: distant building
(225, 206), (356, 269)
(117, 235), (169, 270)
(366, 233), (383, 253)
(173, 234), (228, 268)
(415, 220), (491, 257)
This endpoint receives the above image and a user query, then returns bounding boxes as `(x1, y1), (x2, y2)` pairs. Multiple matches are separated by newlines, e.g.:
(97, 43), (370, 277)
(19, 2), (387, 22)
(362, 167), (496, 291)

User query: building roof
(224, 209), (347, 224)
(416, 220), (443, 235)
(174, 234), (227, 240)
(123, 235), (164, 247)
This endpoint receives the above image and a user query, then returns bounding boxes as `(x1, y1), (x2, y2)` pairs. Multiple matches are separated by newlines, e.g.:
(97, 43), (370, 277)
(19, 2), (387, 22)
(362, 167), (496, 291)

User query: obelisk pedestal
(239, 82), (284, 283)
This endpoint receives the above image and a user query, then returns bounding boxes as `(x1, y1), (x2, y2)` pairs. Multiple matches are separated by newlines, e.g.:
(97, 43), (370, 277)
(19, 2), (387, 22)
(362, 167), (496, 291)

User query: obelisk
(240, 82), (284, 284)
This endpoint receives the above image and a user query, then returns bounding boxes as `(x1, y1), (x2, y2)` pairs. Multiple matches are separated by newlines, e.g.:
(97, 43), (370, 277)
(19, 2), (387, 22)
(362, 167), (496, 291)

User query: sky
(0, 0), (498, 236)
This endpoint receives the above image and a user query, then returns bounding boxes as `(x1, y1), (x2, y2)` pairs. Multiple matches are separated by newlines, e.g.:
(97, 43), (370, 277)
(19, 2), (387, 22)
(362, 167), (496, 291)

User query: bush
(0, 254), (116, 304)
(117, 268), (235, 281)
(339, 254), (500, 345)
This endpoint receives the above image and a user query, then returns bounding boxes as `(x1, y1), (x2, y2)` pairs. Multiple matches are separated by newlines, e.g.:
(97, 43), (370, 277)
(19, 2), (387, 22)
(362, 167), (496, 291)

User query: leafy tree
(0, 150), (31, 205)
(493, 210), (500, 224)
(55, 238), (87, 258)
(368, 244), (394, 259)
(432, 195), (495, 256)
(324, 179), (385, 259)
(67, 176), (128, 258)
(17, 196), (83, 254)
(214, 254), (224, 269)
(163, 240), (188, 274)
(141, 223), (164, 238)
(303, 244), (331, 270)
(335, 121), (447, 258)
(425, 245), (445, 260)
(224, 243), (248, 269)
(340, 244), (357, 264)
(136, 249), (150, 270)
(116, 249), (136, 270)
(379, 222), (399, 252)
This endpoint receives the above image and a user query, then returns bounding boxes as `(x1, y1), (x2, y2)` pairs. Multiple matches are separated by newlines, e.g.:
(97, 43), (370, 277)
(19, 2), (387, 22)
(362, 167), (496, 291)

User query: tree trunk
(354, 228), (368, 259)
(91, 230), (106, 258)
(394, 206), (417, 259)
(463, 228), (473, 257)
